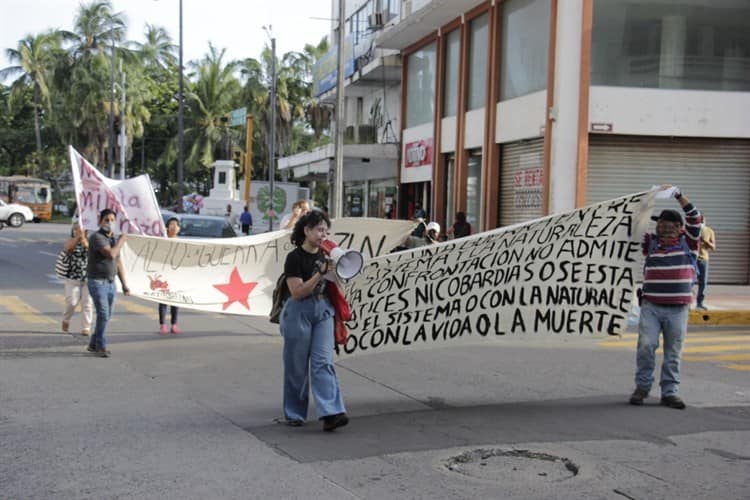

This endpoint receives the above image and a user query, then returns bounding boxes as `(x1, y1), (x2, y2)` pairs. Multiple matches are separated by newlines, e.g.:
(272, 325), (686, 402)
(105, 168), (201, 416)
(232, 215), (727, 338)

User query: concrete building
(278, 0), (402, 219)
(376, 0), (750, 283)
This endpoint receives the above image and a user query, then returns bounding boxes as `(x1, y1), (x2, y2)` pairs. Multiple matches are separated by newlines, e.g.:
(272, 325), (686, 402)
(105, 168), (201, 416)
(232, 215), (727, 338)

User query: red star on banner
(213, 267), (258, 311)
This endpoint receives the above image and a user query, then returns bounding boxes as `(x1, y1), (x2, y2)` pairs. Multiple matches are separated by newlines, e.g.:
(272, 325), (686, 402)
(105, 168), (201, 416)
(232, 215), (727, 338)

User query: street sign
(229, 107), (247, 127)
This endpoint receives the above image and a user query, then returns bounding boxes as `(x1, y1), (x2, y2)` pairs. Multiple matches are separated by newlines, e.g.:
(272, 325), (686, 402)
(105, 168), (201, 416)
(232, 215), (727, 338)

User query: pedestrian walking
(629, 186), (702, 410)
(61, 223), (93, 336)
(239, 206), (253, 235)
(279, 210), (348, 431)
(158, 217), (181, 334)
(696, 220), (716, 310)
(86, 209), (130, 358)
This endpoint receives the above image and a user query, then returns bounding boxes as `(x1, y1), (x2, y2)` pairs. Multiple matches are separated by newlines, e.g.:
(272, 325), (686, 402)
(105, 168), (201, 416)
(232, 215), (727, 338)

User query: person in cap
(629, 185), (702, 410)
(425, 221), (441, 244)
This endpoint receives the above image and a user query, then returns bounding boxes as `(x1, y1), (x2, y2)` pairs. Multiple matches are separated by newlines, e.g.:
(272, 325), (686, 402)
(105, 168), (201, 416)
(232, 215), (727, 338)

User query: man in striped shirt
(630, 186), (702, 410)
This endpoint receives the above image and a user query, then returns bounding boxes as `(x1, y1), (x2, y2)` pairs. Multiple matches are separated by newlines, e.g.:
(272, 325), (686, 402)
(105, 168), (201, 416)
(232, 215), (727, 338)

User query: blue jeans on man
(88, 279), (116, 351)
(635, 300), (688, 399)
(696, 259), (708, 308)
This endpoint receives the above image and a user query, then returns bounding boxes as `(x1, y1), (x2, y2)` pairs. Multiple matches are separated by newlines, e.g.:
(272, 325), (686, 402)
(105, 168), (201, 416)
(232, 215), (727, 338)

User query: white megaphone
(320, 239), (364, 281)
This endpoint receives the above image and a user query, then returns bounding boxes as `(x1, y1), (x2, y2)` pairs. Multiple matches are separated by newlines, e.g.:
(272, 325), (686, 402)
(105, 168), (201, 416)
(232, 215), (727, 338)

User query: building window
(466, 151), (483, 229)
(444, 155), (455, 227)
(468, 13), (489, 110)
(345, 182), (366, 217)
(499, 0), (551, 101)
(443, 30), (461, 117)
(406, 42), (437, 127)
(592, 0), (750, 91)
(368, 179), (398, 218)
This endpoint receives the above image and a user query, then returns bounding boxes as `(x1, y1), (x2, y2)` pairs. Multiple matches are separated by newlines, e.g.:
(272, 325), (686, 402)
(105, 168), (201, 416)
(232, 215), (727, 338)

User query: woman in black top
(280, 210), (348, 431)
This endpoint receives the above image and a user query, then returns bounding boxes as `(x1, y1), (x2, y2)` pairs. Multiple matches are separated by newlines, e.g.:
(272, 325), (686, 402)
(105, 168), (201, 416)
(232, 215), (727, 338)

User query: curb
(688, 310), (750, 326)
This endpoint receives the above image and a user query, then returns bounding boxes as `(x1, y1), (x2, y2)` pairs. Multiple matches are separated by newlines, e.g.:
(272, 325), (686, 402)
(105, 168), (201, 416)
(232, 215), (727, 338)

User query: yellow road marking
(46, 294), (65, 305)
(684, 353), (750, 362)
(117, 298), (158, 320)
(0, 296), (55, 324)
(722, 363), (750, 372)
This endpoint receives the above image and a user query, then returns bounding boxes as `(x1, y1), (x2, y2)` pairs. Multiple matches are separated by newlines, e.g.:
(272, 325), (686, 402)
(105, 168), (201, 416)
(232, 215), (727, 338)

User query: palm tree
(182, 44), (242, 174)
(130, 24), (177, 73)
(0, 31), (61, 176)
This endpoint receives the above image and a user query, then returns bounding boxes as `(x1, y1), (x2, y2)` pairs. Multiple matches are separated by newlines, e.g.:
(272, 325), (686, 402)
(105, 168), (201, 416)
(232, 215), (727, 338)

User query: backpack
(269, 273), (290, 324)
(646, 233), (700, 284)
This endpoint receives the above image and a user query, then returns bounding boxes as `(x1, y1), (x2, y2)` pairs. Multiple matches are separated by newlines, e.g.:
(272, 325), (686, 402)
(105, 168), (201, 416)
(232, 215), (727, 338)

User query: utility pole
(268, 35), (276, 232)
(244, 115), (253, 208)
(119, 64), (126, 179)
(177, 0), (185, 199)
(333, 0), (346, 218)
(108, 22), (116, 178)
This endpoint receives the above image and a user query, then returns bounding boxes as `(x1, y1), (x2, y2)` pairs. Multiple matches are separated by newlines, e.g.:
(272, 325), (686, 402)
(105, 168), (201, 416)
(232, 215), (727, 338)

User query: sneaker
(81, 328), (90, 336)
(95, 348), (111, 358)
(696, 304), (708, 310)
(170, 324), (182, 334)
(86, 345), (96, 353)
(629, 388), (649, 405)
(661, 395), (686, 409)
(159, 324), (169, 335)
(322, 413), (349, 432)
(62, 320), (70, 333)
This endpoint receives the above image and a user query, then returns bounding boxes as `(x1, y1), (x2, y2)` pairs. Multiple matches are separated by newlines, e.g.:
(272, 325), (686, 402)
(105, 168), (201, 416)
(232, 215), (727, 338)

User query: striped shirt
(641, 203), (702, 305)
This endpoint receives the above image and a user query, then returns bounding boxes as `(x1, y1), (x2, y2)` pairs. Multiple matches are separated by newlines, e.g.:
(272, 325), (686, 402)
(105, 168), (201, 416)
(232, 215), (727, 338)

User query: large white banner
(121, 218), (415, 315)
(69, 146), (165, 236)
(340, 191), (657, 356)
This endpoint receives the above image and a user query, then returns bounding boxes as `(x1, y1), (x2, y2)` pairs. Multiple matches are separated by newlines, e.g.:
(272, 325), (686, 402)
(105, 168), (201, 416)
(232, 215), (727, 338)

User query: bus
(0, 176), (53, 221)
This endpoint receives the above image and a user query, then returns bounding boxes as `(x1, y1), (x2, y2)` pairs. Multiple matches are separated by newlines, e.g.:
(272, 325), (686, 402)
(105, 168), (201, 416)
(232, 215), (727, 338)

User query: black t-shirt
(284, 246), (327, 286)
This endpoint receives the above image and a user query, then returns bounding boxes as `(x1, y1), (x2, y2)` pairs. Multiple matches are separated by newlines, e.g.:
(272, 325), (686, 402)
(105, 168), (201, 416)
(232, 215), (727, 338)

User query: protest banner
(69, 146), (165, 236)
(340, 191), (657, 356)
(120, 218), (415, 315)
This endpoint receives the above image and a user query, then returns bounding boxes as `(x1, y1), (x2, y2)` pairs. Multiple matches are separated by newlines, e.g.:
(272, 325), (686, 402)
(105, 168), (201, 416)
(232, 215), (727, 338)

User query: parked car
(0, 199), (34, 228)
(175, 214), (237, 239)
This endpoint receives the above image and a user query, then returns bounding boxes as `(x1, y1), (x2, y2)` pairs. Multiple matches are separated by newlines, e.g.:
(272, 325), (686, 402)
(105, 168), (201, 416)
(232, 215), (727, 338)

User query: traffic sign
(229, 107), (247, 127)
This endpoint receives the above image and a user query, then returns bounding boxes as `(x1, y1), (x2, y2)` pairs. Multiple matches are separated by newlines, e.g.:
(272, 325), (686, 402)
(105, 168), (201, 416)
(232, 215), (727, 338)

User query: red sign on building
(404, 138), (433, 168)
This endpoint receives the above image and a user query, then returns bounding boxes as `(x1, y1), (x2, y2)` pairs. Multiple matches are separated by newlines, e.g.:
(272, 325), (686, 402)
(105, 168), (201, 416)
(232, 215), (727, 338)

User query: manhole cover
(442, 448), (579, 483)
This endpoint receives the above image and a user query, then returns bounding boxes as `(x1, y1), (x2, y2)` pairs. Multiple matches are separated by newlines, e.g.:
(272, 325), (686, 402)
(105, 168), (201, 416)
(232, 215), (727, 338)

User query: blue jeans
(635, 300), (688, 397)
(696, 259), (708, 306)
(280, 296), (345, 421)
(88, 279), (116, 350)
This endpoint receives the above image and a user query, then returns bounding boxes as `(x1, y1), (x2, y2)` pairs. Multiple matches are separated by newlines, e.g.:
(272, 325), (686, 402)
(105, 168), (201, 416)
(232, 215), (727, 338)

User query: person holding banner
(280, 200), (311, 230)
(279, 210), (348, 431)
(158, 217), (181, 334)
(630, 187), (702, 410)
(86, 209), (130, 358)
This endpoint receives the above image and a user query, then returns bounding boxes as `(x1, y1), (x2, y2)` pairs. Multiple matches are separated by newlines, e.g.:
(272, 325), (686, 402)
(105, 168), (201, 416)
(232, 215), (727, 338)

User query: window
(466, 152), (482, 229)
(444, 155), (455, 227)
(368, 179), (398, 218)
(406, 42), (437, 127)
(499, 0), (551, 100)
(443, 30), (461, 117)
(467, 14), (489, 110)
(592, 0), (750, 91)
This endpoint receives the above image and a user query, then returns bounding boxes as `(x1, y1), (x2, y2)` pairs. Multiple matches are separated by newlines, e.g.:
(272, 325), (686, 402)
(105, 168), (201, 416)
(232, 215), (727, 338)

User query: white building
(376, 0), (750, 283)
(278, 0), (402, 219)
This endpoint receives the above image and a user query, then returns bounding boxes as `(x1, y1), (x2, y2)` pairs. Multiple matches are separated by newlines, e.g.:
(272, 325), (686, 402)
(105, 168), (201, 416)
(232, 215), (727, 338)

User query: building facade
(377, 0), (750, 284)
(278, 0), (402, 219)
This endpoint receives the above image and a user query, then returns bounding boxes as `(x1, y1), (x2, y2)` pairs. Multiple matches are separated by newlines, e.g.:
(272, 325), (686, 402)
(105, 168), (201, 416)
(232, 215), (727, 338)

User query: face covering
(101, 223), (112, 233)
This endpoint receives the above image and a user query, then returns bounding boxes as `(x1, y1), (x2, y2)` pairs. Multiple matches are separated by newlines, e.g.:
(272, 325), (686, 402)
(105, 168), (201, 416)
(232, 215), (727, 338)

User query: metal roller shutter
(498, 138), (545, 227)
(587, 135), (750, 284)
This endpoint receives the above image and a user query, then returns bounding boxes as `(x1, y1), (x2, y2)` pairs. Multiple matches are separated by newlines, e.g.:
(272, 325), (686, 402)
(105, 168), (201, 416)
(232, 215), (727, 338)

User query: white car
(0, 199), (34, 228)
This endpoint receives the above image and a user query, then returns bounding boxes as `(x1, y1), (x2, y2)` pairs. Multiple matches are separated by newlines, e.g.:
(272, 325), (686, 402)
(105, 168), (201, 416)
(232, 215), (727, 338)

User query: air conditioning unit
(368, 12), (384, 29)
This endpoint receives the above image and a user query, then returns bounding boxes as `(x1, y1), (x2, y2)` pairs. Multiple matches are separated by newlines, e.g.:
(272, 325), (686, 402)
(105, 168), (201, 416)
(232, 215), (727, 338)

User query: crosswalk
(598, 331), (750, 372)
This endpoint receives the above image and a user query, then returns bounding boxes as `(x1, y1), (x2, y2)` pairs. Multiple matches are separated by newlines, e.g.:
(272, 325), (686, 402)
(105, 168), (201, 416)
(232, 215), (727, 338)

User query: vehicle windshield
(15, 185), (51, 203)
(179, 218), (226, 238)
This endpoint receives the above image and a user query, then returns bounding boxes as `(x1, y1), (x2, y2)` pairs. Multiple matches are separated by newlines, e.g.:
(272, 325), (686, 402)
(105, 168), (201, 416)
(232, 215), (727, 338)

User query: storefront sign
(404, 138), (433, 168)
(514, 167), (544, 209)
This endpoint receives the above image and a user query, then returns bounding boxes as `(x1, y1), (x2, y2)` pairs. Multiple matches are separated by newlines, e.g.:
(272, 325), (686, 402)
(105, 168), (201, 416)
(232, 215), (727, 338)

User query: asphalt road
(1, 223), (749, 499)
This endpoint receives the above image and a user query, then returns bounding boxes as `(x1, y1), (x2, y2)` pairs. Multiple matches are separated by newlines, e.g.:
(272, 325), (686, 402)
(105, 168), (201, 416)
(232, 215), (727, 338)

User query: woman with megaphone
(279, 210), (349, 432)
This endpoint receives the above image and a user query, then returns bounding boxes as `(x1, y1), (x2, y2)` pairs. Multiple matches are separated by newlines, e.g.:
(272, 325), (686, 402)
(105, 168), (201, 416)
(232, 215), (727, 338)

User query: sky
(1, 0), (333, 79)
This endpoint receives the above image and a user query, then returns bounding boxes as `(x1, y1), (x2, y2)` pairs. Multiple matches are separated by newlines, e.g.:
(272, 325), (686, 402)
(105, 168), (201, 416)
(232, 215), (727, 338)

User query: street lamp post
(177, 0), (184, 200)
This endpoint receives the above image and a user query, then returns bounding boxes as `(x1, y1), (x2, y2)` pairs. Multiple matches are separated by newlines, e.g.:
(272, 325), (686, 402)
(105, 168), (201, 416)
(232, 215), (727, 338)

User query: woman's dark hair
(290, 210), (330, 247)
(166, 217), (180, 227)
(455, 211), (467, 224)
(99, 208), (116, 222)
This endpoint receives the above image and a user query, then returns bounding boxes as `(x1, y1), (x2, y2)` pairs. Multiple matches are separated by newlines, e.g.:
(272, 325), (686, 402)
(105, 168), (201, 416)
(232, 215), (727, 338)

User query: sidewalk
(688, 285), (750, 326)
